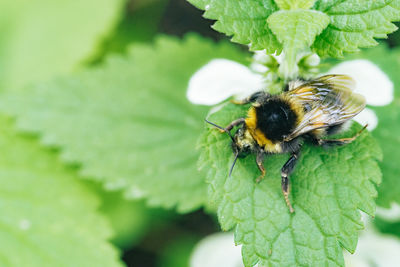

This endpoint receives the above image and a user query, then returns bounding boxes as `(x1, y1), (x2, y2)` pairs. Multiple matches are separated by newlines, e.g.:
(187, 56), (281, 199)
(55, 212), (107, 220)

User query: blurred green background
(72, 0), (400, 264)
(1, 0), (400, 266)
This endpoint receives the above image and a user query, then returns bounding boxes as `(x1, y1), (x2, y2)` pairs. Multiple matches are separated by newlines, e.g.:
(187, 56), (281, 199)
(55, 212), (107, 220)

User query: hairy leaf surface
(335, 46), (400, 207)
(313, 0), (400, 57)
(0, 116), (121, 267)
(188, 0), (400, 58)
(0, 35), (247, 212)
(199, 103), (382, 266)
(187, 0), (282, 52)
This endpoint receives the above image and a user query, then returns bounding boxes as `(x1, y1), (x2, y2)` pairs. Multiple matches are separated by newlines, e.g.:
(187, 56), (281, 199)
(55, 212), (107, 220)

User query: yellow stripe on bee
(244, 96), (306, 153)
(245, 107), (282, 153)
(245, 107), (257, 131)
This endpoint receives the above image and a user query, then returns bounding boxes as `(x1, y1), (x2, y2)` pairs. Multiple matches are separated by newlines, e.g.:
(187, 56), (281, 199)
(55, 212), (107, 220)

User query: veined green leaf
(0, 35), (247, 213)
(267, 10), (329, 78)
(187, 0), (282, 53)
(313, 0), (400, 58)
(332, 46), (400, 207)
(0, 116), (122, 267)
(188, 0), (400, 59)
(199, 103), (381, 266)
(274, 0), (316, 10)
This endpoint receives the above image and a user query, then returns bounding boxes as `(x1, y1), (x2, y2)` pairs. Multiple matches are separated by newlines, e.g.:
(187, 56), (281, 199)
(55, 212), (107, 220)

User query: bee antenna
(229, 152), (239, 177)
(204, 119), (235, 142)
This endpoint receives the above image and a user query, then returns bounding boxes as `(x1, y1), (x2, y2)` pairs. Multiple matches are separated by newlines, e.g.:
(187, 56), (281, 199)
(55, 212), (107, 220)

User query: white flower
(344, 221), (400, 267)
(188, 56), (399, 266)
(190, 224), (400, 267)
(187, 59), (264, 105)
(250, 50), (284, 73)
(328, 60), (393, 106)
(326, 59), (394, 131)
(187, 57), (394, 130)
(351, 108), (378, 131)
(190, 232), (244, 267)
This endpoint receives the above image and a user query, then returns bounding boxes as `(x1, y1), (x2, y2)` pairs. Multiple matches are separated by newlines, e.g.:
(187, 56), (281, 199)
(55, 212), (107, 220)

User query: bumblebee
(206, 75), (367, 213)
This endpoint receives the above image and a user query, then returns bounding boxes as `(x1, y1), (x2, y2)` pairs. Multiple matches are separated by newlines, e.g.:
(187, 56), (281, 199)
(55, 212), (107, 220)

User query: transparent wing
(285, 75), (366, 139)
(287, 74), (356, 103)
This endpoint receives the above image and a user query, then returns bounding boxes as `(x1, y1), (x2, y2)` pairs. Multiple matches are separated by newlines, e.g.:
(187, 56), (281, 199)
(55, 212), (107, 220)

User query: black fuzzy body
(255, 97), (297, 142)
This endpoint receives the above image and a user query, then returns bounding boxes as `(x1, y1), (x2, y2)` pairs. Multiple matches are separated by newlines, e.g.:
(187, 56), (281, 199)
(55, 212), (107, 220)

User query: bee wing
(287, 74), (356, 102)
(286, 75), (366, 139)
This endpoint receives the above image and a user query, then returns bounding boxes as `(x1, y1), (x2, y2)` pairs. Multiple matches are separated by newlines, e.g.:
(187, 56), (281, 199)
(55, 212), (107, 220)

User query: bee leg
(255, 151), (266, 183)
(225, 118), (246, 132)
(281, 150), (301, 213)
(318, 124), (368, 147)
(230, 91), (270, 105)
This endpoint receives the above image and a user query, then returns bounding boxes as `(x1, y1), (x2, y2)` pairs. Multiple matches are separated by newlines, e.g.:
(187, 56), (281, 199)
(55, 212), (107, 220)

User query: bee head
(205, 119), (255, 177)
(232, 127), (253, 158)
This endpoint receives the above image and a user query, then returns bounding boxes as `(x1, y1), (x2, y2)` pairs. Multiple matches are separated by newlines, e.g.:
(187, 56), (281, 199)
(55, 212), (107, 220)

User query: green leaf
(92, 0), (168, 63)
(0, 34), (247, 213)
(0, 0), (125, 90)
(374, 217), (400, 237)
(333, 46), (400, 207)
(0, 116), (122, 267)
(370, 51), (400, 207)
(373, 99), (400, 207)
(199, 103), (382, 266)
(267, 10), (329, 78)
(99, 193), (156, 249)
(188, 0), (400, 59)
(313, 0), (400, 58)
(187, 0), (282, 53)
(159, 236), (199, 267)
(268, 10), (329, 51)
(98, 190), (171, 249)
(274, 0), (316, 10)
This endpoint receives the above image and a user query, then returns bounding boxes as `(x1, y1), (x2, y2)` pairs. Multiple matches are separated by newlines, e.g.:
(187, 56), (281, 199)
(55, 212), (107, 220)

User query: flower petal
(250, 50), (273, 73)
(344, 227), (400, 267)
(303, 53), (320, 67)
(353, 108), (378, 131)
(187, 59), (264, 105)
(190, 233), (243, 267)
(328, 60), (394, 106)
